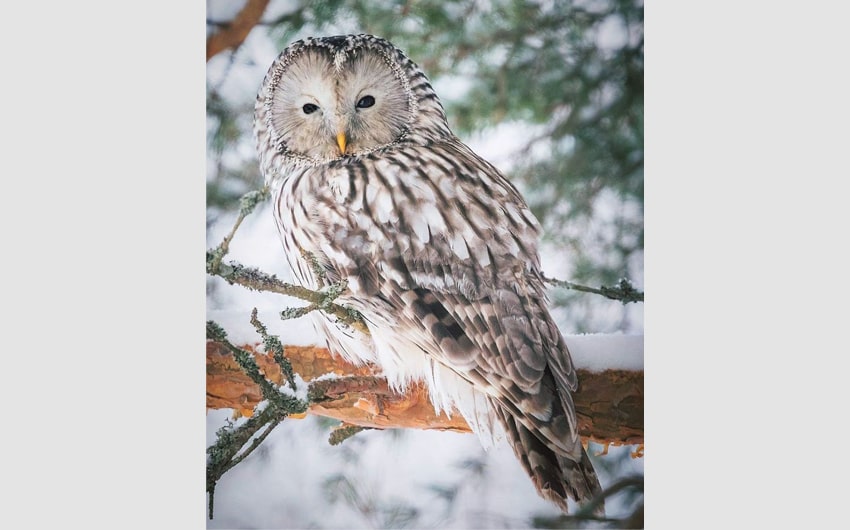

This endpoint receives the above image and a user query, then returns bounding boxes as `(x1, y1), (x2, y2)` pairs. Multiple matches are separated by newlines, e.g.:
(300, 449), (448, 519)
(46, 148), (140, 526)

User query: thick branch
(206, 0), (270, 61)
(207, 341), (643, 445)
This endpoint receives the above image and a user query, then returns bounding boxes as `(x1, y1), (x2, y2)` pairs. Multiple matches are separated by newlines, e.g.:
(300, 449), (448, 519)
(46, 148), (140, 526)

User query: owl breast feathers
(254, 34), (603, 514)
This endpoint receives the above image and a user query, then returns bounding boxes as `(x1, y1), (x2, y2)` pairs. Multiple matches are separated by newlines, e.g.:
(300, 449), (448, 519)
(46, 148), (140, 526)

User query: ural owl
(253, 34), (603, 514)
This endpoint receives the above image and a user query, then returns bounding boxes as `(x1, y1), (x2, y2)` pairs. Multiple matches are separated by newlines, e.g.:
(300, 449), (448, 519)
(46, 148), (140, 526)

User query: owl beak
(336, 132), (347, 155)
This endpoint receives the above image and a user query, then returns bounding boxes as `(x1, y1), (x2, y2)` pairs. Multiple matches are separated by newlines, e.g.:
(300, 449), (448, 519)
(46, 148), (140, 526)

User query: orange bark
(206, 341), (643, 445)
(206, 0), (270, 61)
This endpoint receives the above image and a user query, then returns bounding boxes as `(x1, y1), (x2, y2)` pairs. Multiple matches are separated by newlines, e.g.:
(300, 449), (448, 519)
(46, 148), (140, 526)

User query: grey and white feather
(254, 34), (603, 513)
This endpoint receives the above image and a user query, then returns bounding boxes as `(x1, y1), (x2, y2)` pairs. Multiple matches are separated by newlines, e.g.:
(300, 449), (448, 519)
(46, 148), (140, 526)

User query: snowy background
(6, 2), (850, 530)
(205, 2), (644, 527)
(206, 198), (644, 528)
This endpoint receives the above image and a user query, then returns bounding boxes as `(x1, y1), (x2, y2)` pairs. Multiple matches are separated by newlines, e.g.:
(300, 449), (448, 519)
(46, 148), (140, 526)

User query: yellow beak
(336, 132), (347, 155)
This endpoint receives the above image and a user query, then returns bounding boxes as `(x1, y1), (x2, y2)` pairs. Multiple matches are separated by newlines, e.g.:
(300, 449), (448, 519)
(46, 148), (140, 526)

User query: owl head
(255, 34), (453, 175)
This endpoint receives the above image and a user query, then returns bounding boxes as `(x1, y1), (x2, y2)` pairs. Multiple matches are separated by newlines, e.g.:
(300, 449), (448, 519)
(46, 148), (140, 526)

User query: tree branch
(205, 321), (309, 519)
(206, 341), (643, 446)
(206, 0), (271, 62)
(206, 253), (369, 335)
(544, 276), (644, 304)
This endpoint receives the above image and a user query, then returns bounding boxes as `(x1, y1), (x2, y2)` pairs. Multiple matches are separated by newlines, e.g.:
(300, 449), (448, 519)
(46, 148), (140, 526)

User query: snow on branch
(206, 340), (643, 446)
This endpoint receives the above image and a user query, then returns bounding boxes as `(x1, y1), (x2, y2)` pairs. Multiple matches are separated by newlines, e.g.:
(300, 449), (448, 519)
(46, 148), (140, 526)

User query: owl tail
(496, 406), (605, 517)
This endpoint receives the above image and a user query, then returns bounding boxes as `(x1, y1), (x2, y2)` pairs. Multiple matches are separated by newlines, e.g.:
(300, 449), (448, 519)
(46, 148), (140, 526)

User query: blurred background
(206, 0), (643, 527)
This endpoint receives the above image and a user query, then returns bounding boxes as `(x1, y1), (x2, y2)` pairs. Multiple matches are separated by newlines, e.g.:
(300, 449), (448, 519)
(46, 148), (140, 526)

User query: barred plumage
(254, 33), (603, 514)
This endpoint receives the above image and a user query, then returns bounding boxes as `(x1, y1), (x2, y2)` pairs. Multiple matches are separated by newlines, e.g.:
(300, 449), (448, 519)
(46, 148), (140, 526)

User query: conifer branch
(544, 276), (644, 304)
(206, 0), (271, 61)
(205, 319), (308, 519)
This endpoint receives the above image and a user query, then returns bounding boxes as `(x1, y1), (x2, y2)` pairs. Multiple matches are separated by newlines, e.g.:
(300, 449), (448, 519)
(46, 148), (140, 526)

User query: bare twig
(531, 475), (644, 527)
(573, 475), (644, 521)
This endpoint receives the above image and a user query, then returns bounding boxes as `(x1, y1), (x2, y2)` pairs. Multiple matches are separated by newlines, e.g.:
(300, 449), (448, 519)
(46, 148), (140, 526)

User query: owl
(253, 34), (603, 514)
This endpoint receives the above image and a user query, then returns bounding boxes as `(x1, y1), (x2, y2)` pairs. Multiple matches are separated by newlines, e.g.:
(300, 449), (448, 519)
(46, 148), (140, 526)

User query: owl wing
(322, 140), (580, 453)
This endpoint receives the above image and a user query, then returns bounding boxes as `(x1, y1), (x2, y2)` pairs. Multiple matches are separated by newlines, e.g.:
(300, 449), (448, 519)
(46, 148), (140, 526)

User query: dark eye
(302, 103), (319, 114)
(356, 95), (375, 109)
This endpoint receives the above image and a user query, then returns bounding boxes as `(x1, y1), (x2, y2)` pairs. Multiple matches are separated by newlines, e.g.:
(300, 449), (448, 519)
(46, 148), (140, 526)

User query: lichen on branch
(544, 276), (644, 304)
(205, 187), (368, 334)
(205, 319), (308, 520)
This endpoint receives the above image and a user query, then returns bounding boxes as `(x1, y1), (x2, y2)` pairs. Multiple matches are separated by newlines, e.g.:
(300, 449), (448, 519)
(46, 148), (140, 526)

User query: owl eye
(302, 103), (319, 114)
(356, 95), (375, 109)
